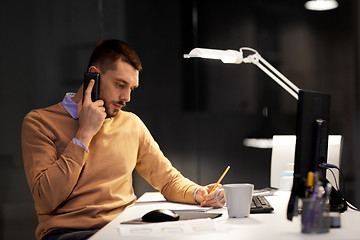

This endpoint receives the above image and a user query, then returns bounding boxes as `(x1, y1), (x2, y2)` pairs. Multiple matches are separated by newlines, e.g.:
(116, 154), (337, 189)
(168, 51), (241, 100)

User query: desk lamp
(184, 47), (346, 220)
(184, 47), (300, 100)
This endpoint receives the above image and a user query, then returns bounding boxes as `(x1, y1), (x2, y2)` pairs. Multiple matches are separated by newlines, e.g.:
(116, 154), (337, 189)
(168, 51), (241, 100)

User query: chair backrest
(270, 135), (342, 190)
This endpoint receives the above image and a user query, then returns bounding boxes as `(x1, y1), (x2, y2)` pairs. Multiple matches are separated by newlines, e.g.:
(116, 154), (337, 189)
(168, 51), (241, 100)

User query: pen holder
(301, 198), (330, 234)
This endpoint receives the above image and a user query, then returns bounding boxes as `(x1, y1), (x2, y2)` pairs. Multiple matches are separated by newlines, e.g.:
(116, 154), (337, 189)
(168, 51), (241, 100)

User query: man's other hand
(195, 184), (225, 208)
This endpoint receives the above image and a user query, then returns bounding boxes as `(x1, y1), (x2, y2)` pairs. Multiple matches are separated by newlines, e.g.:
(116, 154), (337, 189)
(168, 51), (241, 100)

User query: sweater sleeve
(21, 110), (88, 213)
(134, 116), (200, 204)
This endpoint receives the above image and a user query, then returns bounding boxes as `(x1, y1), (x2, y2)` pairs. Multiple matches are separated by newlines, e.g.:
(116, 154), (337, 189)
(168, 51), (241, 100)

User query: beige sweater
(22, 102), (199, 240)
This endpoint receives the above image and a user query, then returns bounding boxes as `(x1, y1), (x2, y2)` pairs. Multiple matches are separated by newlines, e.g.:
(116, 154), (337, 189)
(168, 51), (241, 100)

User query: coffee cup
(215, 183), (254, 218)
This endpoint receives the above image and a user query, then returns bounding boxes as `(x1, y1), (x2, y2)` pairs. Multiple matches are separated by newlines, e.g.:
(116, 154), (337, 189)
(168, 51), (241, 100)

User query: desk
(89, 191), (359, 240)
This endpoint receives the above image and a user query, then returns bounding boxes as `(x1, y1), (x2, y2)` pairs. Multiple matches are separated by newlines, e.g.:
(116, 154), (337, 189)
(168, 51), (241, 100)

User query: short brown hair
(87, 39), (142, 73)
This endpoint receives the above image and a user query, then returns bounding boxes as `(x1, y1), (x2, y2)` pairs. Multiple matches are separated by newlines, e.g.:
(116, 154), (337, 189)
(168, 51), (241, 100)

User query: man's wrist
(194, 187), (201, 205)
(74, 130), (93, 148)
(71, 138), (89, 151)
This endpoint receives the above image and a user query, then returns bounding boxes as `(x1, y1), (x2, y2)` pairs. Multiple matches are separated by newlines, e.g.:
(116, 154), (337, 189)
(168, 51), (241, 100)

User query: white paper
(118, 218), (226, 237)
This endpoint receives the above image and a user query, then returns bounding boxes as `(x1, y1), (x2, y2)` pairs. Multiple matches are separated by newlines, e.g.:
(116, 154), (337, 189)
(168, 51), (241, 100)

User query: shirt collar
(61, 92), (78, 119)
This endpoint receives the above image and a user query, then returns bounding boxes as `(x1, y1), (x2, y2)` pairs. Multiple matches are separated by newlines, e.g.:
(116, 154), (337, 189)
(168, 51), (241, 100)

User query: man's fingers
(201, 188), (226, 207)
(94, 99), (105, 107)
(84, 79), (95, 103)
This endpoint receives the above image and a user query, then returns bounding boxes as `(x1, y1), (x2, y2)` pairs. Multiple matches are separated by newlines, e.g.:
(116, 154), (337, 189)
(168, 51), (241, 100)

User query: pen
(305, 171), (314, 198)
(209, 166), (230, 194)
(306, 171), (314, 188)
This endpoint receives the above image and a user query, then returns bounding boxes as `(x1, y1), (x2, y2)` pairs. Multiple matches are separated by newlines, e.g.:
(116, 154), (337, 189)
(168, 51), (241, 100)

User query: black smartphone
(83, 72), (100, 102)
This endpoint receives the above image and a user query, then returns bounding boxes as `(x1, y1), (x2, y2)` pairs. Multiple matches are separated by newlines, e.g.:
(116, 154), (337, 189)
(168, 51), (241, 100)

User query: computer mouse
(142, 209), (180, 223)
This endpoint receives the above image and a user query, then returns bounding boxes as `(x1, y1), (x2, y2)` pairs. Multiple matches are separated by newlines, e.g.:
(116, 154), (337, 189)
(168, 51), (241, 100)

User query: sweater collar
(61, 92), (78, 119)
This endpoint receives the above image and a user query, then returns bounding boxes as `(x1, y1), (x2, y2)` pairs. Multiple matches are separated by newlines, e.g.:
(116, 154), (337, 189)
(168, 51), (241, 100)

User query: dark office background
(0, 0), (359, 239)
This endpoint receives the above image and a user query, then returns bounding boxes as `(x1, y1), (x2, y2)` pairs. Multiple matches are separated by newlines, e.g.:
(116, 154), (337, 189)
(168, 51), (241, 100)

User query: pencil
(209, 166), (230, 194)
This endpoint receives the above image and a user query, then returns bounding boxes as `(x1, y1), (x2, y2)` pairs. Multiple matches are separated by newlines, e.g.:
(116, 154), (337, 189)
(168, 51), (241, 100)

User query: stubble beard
(105, 101), (126, 118)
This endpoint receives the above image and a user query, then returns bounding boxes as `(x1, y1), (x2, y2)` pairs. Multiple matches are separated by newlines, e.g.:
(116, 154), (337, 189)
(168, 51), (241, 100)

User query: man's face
(96, 59), (139, 118)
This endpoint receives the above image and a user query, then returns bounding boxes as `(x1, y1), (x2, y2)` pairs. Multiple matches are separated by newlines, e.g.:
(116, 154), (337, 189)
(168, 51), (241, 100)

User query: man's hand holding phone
(75, 79), (106, 148)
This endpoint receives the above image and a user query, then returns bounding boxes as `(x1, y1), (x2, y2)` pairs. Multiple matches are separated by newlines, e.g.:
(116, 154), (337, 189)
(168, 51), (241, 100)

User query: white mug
(215, 183), (254, 218)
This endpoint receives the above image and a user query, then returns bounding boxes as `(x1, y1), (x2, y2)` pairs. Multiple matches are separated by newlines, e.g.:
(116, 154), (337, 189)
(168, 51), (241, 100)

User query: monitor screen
(287, 90), (331, 221)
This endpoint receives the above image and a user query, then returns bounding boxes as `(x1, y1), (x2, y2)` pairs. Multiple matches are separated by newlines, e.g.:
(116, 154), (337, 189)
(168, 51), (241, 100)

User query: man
(22, 39), (224, 240)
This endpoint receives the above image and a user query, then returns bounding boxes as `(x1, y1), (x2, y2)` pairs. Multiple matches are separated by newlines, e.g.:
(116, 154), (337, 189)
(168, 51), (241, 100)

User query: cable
(319, 163), (344, 195)
(319, 163), (360, 212)
(319, 162), (338, 169)
(328, 168), (340, 191)
(319, 163), (344, 193)
(347, 201), (360, 211)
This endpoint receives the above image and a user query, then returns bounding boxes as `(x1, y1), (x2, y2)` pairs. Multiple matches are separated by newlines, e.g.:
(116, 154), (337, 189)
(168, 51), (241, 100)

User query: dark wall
(0, 0), (359, 239)
(127, 0), (359, 199)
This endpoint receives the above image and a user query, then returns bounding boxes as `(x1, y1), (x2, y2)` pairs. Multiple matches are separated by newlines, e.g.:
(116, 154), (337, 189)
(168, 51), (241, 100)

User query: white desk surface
(89, 191), (360, 240)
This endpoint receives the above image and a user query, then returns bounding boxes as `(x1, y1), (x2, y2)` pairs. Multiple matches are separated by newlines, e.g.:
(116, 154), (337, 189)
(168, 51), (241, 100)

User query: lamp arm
(243, 51), (299, 100)
(259, 56), (300, 95)
(255, 58), (299, 100)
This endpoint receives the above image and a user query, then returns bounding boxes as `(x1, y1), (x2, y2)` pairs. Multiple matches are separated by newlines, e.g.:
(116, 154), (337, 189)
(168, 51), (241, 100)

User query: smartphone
(83, 72), (100, 102)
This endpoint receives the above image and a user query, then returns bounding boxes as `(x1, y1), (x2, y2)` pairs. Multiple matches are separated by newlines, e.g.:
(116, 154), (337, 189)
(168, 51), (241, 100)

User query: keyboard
(250, 195), (274, 213)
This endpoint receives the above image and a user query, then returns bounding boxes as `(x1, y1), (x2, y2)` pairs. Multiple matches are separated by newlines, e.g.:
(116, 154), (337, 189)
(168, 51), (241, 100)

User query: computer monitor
(286, 90), (331, 221)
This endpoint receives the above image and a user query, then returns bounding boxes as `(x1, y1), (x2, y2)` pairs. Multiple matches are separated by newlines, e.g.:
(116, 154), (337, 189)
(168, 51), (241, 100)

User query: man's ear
(88, 66), (100, 73)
